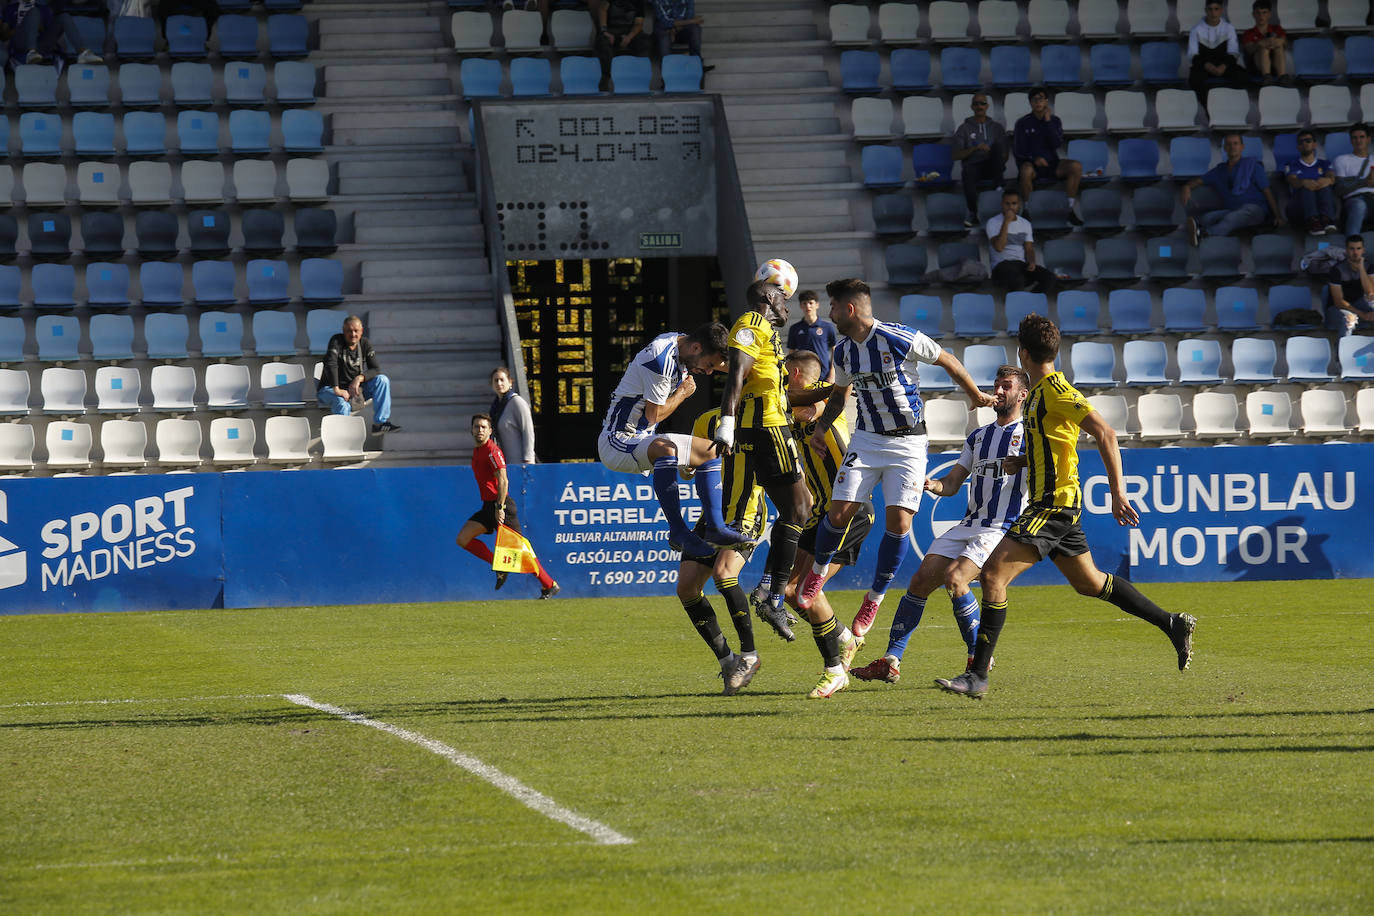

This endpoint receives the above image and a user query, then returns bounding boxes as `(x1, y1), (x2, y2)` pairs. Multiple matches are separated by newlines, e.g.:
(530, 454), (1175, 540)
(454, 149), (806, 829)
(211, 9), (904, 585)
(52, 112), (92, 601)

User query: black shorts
(1005, 503), (1089, 560)
(723, 425), (802, 512)
(469, 497), (519, 534)
(799, 509), (873, 568)
(1018, 159), (1060, 182)
(681, 517), (762, 568)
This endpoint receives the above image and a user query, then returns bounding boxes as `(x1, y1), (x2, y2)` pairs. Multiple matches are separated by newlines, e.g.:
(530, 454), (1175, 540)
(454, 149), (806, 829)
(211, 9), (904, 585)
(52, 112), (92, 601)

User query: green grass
(1, 580), (1370, 914)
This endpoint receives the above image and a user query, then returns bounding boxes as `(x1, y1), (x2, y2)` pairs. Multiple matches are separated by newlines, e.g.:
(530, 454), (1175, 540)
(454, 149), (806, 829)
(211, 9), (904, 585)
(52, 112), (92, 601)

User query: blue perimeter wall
(0, 442), (1368, 614)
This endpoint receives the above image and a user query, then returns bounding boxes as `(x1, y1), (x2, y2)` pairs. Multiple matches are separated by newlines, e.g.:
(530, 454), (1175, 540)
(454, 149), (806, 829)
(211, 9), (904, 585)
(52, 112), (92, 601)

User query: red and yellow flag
(492, 524), (540, 575)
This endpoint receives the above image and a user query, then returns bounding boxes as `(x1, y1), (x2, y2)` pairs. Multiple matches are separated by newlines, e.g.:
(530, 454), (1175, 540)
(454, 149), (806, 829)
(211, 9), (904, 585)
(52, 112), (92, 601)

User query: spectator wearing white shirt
(1187, 0), (1247, 102)
(986, 189), (1054, 293)
(1333, 124), (1374, 236)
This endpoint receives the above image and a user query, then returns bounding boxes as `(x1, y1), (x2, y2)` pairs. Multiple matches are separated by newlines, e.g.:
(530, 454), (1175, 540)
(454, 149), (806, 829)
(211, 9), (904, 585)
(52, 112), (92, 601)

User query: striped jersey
(792, 390), (850, 527)
(602, 332), (686, 436)
(1022, 371), (1094, 508)
(832, 321), (943, 434)
(728, 311), (790, 428)
(693, 409), (768, 537)
(956, 419), (1027, 531)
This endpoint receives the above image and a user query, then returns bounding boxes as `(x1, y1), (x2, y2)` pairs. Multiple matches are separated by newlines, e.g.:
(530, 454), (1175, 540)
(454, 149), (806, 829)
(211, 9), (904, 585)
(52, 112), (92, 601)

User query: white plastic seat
(451, 11), (495, 52)
(320, 414), (366, 461)
(285, 158), (328, 201)
(265, 414), (311, 464)
(23, 163), (68, 207)
(1104, 91), (1148, 135)
(925, 398), (971, 446)
(1126, 0), (1169, 36)
(1307, 85), (1353, 129)
(549, 9), (592, 50)
(1027, 0), (1070, 39)
(1052, 92), (1096, 134)
(128, 161), (173, 206)
(851, 97), (894, 141)
(1002, 91), (1032, 127)
(926, 2), (969, 42)
(205, 363), (250, 409)
(1086, 395), (1130, 439)
(829, 4), (871, 45)
(210, 416), (256, 465)
(76, 162), (121, 207)
(1299, 389), (1351, 435)
(1155, 88), (1200, 132)
(100, 419), (147, 468)
(94, 366), (141, 413)
(1136, 393), (1184, 440)
(150, 364), (196, 411)
(155, 417), (203, 466)
(875, 4), (917, 44)
(40, 367), (87, 414)
(232, 159), (277, 203)
(1357, 388), (1374, 434)
(46, 421), (92, 469)
(0, 167), (14, 206)
(1191, 391), (1239, 438)
(1257, 85), (1301, 129)
(1246, 390), (1293, 437)
(1327, 0), (1368, 30)
(1275, 0), (1318, 33)
(1207, 87), (1252, 130)
(261, 361), (307, 406)
(501, 9), (542, 52)
(901, 96), (947, 139)
(976, 1), (1020, 41)
(181, 160), (226, 204)
(0, 423), (36, 470)
(0, 369), (30, 415)
(1077, 2), (1119, 38)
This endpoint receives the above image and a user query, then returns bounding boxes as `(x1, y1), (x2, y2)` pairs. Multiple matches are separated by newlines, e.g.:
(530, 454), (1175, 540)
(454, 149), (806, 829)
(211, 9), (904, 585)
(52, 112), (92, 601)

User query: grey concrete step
(733, 147), (847, 169)
(356, 207), (479, 227)
(321, 31), (444, 52)
(728, 116), (842, 137)
(337, 158), (465, 179)
(319, 16), (442, 35)
(361, 257), (488, 279)
(702, 24), (816, 42)
(707, 53), (828, 73)
(738, 166), (852, 185)
(339, 173), (470, 195)
(328, 78), (453, 98)
(363, 273), (493, 295)
(354, 221), (485, 245)
(701, 7), (815, 28)
(708, 71), (830, 91)
(325, 61), (450, 82)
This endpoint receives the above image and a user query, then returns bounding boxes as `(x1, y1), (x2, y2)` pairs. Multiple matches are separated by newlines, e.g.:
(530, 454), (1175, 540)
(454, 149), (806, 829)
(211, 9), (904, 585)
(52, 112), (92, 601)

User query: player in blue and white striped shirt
(851, 365), (1029, 684)
(796, 279), (995, 697)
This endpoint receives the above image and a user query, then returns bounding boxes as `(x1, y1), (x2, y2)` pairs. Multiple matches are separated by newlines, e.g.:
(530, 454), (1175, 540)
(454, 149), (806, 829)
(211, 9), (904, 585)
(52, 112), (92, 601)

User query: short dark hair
(1017, 313), (1060, 364)
(490, 366), (512, 382)
(1350, 123), (1369, 137)
(1251, 0), (1270, 9)
(798, 289), (819, 303)
(1028, 86), (1048, 102)
(1296, 129), (1316, 142)
(1348, 234), (1366, 246)
(685, 321), (730, 355)
(746, 278), (784, 308)
(824, 277), (871, 304)
(472, 413), (492, 428)
(1002, 188), (1021, 200)
(784, 349), (824, 382)
(996, 364), (1030, 389)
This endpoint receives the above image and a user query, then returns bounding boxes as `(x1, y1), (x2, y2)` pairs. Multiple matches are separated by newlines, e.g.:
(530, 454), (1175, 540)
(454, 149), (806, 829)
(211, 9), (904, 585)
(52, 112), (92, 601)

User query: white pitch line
(0, 693), (279, 710)
(281, 694), (634, 846)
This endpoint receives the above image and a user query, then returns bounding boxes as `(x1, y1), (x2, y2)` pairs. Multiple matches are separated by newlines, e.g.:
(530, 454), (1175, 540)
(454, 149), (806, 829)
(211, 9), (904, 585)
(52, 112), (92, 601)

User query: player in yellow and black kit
(935, 313), (1197, 700)
(676, 408), (770, 695)
(712, 279), (816, 651)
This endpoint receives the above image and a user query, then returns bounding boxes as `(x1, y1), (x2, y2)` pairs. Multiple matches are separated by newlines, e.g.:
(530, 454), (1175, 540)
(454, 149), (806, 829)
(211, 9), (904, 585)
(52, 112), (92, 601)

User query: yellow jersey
(1022, 371), (1094, 509)
(791, 391), (851, 527)
(728, 311), (789, 429)
(693, 409), (768, 537)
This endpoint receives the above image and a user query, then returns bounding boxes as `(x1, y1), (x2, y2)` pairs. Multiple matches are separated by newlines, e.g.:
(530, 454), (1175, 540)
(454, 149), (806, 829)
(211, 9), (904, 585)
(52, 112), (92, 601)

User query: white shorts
(925, 523), (1009, 568)
(830, 428), (928, 512)
(597, 430), (696, 474)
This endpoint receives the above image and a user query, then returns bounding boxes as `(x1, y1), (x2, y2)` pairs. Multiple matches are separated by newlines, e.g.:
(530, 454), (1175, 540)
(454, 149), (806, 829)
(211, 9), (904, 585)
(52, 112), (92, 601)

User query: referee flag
(492, 524), (540, 575)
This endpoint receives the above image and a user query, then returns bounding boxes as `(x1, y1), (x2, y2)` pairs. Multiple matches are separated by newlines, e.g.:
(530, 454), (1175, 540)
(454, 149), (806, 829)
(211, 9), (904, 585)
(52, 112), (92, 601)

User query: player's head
(471, 413), (493, 444)
(1017, 312), (1060, 367)
(825, 278), (872, 335)
(798, 289), (820, 321)
(784, 350), (825, 421)
(747, 278), (789, 327)
(681, 321), (730, 374)
(490, 366), (512, 395)
(993, 365), (1030, 418)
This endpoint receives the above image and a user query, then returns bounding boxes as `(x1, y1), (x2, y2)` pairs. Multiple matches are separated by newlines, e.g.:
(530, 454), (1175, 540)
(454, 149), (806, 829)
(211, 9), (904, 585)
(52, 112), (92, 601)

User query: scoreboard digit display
(476, 98), (719, 259)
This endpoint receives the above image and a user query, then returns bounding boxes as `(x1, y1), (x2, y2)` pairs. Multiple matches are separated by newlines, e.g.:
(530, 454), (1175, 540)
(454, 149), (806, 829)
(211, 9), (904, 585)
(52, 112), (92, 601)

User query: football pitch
(2, 579), (1370, 914)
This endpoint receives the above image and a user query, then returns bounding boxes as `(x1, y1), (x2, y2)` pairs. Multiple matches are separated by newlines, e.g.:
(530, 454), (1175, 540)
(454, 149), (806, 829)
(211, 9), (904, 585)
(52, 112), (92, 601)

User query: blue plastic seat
(247, 259), (290, 306)
(1199, 237), (1243, 280)
(611, 56), (652, 94)
(873, 194), (915, 236)
(28, 214), (72, 261)
(863, 146), (905, 189)
(15, 64), (58, 107)
(192, 261), (238, 306)
(936, 241), (980, 274)
(167, 14), (208, 58)
(225, 62), (268, 105)
(170, 61), (213, 106)
(1080, 188), (1123, 231)
(267, 15), (309, 57)
(0, 317), (24, 361)
(1094, 237), (1139, 282)
(1271, 133), (1300, 173)
(1141, 41), (1183, 85)
(560, 56), (602, 95)
(0, 215), (15, 260)
(939, 47), (982, 90)
(1231, 337), (1278, 383)
(71, 15), (107, 57)
(282, 109), (324, 153)
(307, 308), (346, 354)
(921, 348), (956, 391)
(73, 112), (116, 157)
(1131, 186), (1177, 231)
(1146, 236), (1191, 278)
(177, 110), (220, 155)
(890, 49), (931, 92)
(1070, 341), (1117, 386)
(253, 311), (298, 357)
(841, 50), (881, 93)
(189, 209), (231, 257)
(1107, 289), (1153, 334)
(113, 16), (157, 59)
(34, 264), (77, 308)
(899, 294), (943, 337)
(911, 143), (953, 187)
(952, 292), (996, 337)
(200, 311), (245, 358)
(274, 61), (317, 104)
(1325, 133), (1353, 160)
(118, 63), (162, 107)
(139, 262), (185, 307)
(241, 209), (284, 255)
(511, 57), (553, 97)
(1268, 285), (1316, 326)
(0, 265), (20, 308)
(924, 193), (967, 234)
(265, 0), (303, 8)
(37, 315), (80, 361)
(294, 208), (338, 253)
(20, 113), (61, 158)
(78, 212), (122, 261)
(144, 313), (190, 360)
(1089, 44), (1131, 87)
(67, 64), (111, 108)
(1251, 235), (1295, 278)
(302, 258), (344, 303)
(90, 314), (136, 361)
(885, 244), (928, 285)
(134, 211), (178, 260)
(1285, 335), (1334, 381)
(962, 345), (1008, 388)
(1028, 189), (1072, 233)
(216, 15), (259, 58)
(86, 263), (131, 308)
(1043, 238), (1086, 284)
(1176, 338), (1224, 384)
(1055, 290), (1099, 334)
(1117, 138), (1160, 181)
(1040, 44), (1082, 87)
(1215, 286), (1261, 330)
(460, 57), (502, 98)
(230, 109), (272, 154)
(1347, 36), (1374, 80)
(990, 46), (1031, 88)
(1292, 37), (1335, 80)
(1123, 339), (1169, 385)
(1066, 139), (1108, 182)
(123, 112), (167, 156)
(1168, 136), (1212, 180)
(1004, 291), (1047, 334)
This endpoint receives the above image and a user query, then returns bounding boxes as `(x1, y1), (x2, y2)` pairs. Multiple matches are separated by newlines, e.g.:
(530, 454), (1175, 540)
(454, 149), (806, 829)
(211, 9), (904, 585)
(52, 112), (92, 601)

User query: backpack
(1300, 246), (1345, 280)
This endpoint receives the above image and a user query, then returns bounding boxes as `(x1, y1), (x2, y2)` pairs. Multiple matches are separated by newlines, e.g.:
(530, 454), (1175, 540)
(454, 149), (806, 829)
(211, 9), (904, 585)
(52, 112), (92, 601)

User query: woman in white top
(489, 366), (536, 464)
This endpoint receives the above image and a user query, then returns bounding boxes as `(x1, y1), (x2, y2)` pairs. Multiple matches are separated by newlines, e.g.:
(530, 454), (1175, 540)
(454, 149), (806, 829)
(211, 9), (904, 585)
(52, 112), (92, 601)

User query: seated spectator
(785, 289), (839, 382)
(1013, 87), (1083, 226)
(1284, 129), (1339, 235)
(490, 366), (536, 465)
(953, 93), (1008, 228)
(155, 0), (217, 28)
(1182, 132), (1283, 243)
(652, 0), (707, 69)
(987, 189), (1054, 293)
(317, 315), (402, 435)
(1187, 0), (1247, 101)
(1327, 235), (1374, 336)
(1240, 0), (1287, 83)
(1, 1), (100, 65)
(590, 0), (649, 91)
(1333, 123), (1374, 236)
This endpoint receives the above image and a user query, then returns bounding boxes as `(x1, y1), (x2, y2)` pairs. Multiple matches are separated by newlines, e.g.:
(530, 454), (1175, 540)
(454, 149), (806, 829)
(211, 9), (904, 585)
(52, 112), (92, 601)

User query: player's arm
(924, 463), (971, 497)
(935, 350), (996, 408)
(787, 382), (834, 406)
(494, 463), (509, 524)
(642, 373), (697, 426)
(713, 348), (752, 455)
(808, 385), (850, 452)
(1081, 408), (1139, 527)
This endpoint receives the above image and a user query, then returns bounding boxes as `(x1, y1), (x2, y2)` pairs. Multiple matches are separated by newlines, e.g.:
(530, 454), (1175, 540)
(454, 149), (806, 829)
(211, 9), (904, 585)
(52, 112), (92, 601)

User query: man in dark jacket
(317, 315), (401, 434)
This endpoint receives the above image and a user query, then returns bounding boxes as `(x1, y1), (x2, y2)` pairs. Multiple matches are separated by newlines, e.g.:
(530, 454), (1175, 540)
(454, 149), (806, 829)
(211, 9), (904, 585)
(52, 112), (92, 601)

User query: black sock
(811, 615), (841, 668)
(766, 522), (802, 592)
(1098, 574), (1172, 630)
(716, 576), (755, 654)
(682, 595), (730, 660)
(971, 600), (1006, 677)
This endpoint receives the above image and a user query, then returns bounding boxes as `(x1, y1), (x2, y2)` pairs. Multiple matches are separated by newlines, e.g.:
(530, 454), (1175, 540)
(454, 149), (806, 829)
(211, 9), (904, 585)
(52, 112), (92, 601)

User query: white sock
(839, 626), (854, 643)
(826, 664), (845, 675)
(865, 590), (887, 606)
(720, 652), (737, 671)
(810, 561), (827, 577)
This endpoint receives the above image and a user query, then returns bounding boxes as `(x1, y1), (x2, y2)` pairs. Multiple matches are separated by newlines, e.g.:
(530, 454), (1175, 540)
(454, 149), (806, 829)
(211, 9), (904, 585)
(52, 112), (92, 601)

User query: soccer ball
(754, 259), (798, 300)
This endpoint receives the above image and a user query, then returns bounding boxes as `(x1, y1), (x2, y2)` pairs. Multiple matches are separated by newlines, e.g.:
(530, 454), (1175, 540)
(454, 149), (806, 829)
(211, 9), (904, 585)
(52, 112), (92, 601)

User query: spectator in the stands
(1181, 132), (1283, 243)
(987, 189), (1054, 294)
(318, 315), (403, 435)
(1333, 123), (1374, 236)
(1283, 129), (1339, 235)
(490, 366), (536, 465)
(652, 0), (707, 69)
(1187, 0), (1248, 101)
(590, 0), (649, 91)
(953, 92), (1008, 228)
(1327, 235), (1374, 336)
(786, 289), (839, 382)
(1013, 87), (1083, 226)
(155, 0), (217, 28)
(1, 0), (102, 65)
(1240, 0), (1288, 83)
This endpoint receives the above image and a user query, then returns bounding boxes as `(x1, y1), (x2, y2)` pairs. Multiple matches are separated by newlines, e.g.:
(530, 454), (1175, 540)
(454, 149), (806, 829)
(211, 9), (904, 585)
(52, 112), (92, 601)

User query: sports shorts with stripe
(1005, 503), (1090, 560)
(722, 425), (802, 523)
